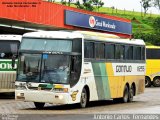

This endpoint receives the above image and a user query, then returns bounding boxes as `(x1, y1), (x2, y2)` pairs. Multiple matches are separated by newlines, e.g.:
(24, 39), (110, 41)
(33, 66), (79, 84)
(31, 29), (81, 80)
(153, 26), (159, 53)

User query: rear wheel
(153, 77), (160, 87)
(34, 102), (45, 109)
(145, 77), (151, 87)
(120, 85), (129, 103)
(80, 88), (88, 108)
(128, 85), (134, 102)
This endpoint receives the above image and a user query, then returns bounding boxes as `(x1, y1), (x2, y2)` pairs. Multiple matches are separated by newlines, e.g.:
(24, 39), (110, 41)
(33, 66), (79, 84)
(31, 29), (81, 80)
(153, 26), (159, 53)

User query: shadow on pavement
(23, 100), (140, 111)
(0, 92), (15, 99)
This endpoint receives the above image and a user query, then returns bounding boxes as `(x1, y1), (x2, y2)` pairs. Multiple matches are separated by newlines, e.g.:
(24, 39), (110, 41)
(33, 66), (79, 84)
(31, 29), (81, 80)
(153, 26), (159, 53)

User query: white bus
(0, 35), (21, 93)
(15, 31), (145, 108)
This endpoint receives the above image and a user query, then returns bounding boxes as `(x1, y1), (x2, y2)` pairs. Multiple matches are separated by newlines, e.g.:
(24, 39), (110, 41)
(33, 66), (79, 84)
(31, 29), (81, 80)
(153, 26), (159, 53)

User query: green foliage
(74, 0), (104, 11)
(153, 17), (160, 34)
(61, 0), (67, 5)
(133, 32), (160, 45)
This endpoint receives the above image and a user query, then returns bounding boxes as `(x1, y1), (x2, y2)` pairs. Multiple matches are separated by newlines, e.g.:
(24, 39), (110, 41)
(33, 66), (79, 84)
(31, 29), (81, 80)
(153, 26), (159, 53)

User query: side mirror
(12, 55), (16, 69)
(0, 53), (5, 58)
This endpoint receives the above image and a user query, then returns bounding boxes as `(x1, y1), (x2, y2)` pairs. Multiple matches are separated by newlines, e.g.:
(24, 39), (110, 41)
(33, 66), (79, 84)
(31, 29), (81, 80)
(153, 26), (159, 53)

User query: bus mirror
(12, 55), (16, 69)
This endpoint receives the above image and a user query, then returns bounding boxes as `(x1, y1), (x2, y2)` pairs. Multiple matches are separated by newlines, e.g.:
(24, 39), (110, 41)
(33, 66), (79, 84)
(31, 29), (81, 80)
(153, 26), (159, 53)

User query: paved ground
(0, 87), (160, 120)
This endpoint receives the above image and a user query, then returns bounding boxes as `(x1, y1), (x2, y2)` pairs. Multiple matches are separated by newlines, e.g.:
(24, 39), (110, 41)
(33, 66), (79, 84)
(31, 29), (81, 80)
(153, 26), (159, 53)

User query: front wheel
(34, 102), (45, 109)
(80, 88), (88, 108)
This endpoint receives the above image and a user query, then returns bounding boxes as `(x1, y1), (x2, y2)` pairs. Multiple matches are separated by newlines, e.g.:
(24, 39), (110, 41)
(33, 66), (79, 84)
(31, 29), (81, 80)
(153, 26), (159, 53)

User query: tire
(128, 85), (134, 102)
(120, 85), (129, 103)
(145, 77), (151, 87)
(34, 102), (45, 109)
(80, 88), (88, 108)
(153, 77), (160, 87)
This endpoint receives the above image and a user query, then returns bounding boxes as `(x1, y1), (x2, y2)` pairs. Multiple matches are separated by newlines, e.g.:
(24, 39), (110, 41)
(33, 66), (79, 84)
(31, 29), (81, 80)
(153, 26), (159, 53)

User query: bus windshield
(20, 38), (72, 52)
(0, 40), (19, 59)
(17, 54), (70, 84)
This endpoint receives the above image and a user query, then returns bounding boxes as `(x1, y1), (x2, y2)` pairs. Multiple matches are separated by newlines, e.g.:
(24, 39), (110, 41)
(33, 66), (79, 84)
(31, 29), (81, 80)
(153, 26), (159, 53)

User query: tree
(61, 0), (74, 6)
(83, 0), (94, 11)
(75, 0), (104, 11)
(92, 0), (104, 11)
(75, 0), (84, 9)
(140, 0), (152, 16)
(153, 0), (160, 11)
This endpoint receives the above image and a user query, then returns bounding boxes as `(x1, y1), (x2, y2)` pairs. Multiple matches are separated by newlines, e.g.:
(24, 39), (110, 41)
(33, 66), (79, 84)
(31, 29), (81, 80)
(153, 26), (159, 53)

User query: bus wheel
(145, 77), (151, 87)
(153, 77), (160, 87)
(34, 102), (45, 109)
(128, 85), (134, 102)
(120, 85), (129, 103)
(80, 88), (88, 108)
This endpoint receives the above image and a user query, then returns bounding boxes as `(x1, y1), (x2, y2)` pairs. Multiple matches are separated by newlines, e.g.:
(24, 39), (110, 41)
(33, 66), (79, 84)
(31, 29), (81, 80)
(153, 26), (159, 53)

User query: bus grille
(0, 72), (16, 91)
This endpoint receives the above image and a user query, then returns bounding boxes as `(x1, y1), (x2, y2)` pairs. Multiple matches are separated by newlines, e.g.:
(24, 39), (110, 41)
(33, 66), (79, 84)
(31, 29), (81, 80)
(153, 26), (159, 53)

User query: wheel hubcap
(81, 92), (86, 104)
(145, 80), (148, 85)
(155, 79), (160, 85)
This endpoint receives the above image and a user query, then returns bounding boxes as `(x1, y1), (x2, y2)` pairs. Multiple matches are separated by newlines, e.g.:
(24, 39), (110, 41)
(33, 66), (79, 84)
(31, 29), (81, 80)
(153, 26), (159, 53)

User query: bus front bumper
(15, 90), (70, 105)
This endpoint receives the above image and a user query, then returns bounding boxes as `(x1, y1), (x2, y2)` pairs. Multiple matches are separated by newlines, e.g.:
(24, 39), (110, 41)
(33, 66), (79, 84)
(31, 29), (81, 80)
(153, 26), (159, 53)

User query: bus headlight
(16, 93), (25, 100)
(59, 95), (63, 99)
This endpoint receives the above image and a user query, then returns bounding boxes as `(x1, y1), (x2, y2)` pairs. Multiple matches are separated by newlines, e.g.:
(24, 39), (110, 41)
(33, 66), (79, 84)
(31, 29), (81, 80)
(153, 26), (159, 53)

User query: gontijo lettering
(116, 65), (132, 72)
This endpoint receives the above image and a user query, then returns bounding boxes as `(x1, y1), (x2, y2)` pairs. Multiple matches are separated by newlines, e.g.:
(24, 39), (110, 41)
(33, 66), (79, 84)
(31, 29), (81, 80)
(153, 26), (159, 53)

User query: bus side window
(125, 45), (133, 60)
(115, 45), (125, 60)
(105, 44), (115, 59)
(70, 56), (81, 87)
(133, 46), (141, 60)
(84, 42), (94, 58)
(95, 43), (105, 59)
(141, 47), (145, 60)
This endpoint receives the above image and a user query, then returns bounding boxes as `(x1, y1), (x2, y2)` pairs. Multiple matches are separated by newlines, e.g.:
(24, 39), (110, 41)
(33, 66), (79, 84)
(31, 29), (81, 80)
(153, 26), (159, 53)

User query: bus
(0, 35), (21, 93)
(15, 31), (145, 108)
(145, 46), (160, 87)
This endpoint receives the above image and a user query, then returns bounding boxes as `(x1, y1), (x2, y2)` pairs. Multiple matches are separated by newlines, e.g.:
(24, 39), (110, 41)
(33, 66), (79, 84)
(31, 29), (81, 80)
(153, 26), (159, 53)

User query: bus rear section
(0, 35), (21, 93)
(145, 46), (160, 87)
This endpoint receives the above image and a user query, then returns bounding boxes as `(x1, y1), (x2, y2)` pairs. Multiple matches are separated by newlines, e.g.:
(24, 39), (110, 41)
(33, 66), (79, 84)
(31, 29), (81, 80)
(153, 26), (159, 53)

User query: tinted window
(141, 47), (145, 60)
(0, 41), (20, 59)
(125, 46), (133, 60)
(105, 44), (115, 59)
(21, 38), (72, 52)
(133, 46), (141, 60)
(95, 43), (105, 59)
(84, 42), (94, 58)
(146, 48), (160, 59)
(115, 45), (124, 59)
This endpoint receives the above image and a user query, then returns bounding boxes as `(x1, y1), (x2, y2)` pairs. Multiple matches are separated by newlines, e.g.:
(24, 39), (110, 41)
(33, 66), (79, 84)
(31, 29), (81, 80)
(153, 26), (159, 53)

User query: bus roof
(23, 31), (145, 46)
(146, 45), (160, 49)
(0, 35), (22, 41)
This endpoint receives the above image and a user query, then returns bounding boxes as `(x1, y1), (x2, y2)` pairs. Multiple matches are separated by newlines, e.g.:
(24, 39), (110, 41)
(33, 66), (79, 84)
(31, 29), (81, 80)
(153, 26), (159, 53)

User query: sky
(102, 0), (160, 14)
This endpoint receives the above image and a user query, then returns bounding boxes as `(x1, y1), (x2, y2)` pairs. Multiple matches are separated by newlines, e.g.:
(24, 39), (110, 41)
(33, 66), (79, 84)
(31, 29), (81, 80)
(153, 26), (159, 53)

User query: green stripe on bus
(99, 63), (111, 99)
(0, 61), (17, 71)
(92, 63), (105, 100)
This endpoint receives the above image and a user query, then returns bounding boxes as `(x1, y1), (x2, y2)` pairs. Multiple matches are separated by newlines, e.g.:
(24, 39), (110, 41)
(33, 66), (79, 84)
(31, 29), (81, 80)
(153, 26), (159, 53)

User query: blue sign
(42, 54), (48, 59)
(65, 10), (132, 35)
